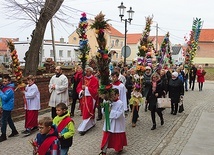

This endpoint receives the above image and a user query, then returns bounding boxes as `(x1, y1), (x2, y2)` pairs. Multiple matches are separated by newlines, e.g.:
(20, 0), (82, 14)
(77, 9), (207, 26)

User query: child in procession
(129, 83), (144, 127)
(100, 88), (127, 155)
(22, 75), (40, 136)
(53, 103), (75, 155)
(31, 116), (60, 155)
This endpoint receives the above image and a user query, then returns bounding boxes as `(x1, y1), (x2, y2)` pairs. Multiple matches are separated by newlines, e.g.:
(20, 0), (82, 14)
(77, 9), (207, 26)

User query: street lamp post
(118, 2), (134, 66)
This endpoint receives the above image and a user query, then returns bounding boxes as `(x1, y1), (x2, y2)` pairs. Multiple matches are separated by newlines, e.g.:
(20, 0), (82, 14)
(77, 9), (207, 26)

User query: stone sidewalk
(0, 81), (214, 155)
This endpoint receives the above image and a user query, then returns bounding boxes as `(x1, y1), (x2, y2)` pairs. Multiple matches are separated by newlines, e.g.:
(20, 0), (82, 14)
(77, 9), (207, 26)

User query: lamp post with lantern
(118, 2), (134, 66)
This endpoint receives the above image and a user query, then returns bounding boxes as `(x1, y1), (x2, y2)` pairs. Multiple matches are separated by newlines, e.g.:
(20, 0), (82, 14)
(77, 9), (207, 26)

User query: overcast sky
(0, 0), (213, 44)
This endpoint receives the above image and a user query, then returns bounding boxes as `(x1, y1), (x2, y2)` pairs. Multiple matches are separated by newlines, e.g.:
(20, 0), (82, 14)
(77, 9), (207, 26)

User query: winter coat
(34, 125), (60, 155)
(0, 83), (15, 111)
(53, 111), (75, 148)
(196, 69), (205, 83)
(168, 78), (184, 103)
(146, 80), (164, 111)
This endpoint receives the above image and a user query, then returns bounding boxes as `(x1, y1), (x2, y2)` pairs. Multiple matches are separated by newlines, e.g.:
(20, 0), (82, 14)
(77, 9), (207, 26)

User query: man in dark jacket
(189, 64), (197, 91)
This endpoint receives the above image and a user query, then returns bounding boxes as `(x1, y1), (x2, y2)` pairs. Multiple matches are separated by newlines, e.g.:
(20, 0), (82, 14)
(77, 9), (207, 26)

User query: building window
(73, 37), (76, 41)
(50, 50), (54, 57)
(115, 39), (119, 46)
(59, 50), (63, 57)
(116, 53), (118, 58)
(67, 50), (71, 57)
(42, 49), (45, 57)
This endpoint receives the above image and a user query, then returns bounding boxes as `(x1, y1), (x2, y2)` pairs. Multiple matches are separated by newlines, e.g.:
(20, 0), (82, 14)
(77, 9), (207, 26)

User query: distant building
(69, 20), (165, 65)
(194, 29), (214, 65)
(171, 45), (185, 65)
(69, 19), (124, 63)
(0, 37), (19, 64)
(14, 39), (79, 66)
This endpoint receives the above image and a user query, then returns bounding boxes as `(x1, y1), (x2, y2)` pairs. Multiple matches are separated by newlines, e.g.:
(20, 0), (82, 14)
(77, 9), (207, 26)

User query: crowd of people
(0, 63), (206, 155)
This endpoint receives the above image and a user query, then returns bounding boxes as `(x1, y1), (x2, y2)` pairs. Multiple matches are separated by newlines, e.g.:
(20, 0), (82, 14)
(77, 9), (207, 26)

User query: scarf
(152, 81), (157, 93)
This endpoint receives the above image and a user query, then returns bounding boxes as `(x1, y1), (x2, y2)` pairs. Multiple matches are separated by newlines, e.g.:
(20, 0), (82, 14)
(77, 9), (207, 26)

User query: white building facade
(13, 40), (79, 66)
(171, 45), (185, 65)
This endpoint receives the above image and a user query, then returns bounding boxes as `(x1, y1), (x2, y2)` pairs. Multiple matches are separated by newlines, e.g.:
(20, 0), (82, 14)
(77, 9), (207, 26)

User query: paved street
(0, 81), (214, 155)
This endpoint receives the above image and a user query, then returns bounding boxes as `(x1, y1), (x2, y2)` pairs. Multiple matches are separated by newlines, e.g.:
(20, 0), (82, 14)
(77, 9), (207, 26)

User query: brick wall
(12, 73), (72, 121)
(197, 42), (214, 57)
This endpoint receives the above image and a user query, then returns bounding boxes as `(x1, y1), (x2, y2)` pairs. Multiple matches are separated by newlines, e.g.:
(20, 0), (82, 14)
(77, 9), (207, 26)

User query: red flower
(102, 54), (108, 59)
(81, 12), (86, 17)
(105, 84), (112, 89)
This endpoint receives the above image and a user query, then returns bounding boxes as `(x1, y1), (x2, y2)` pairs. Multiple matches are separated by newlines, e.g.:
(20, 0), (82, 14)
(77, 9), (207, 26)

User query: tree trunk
(24, 0), (64, 76)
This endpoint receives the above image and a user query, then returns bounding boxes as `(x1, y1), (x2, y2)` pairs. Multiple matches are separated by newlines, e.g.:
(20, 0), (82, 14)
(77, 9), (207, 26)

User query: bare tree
(3, 0), (64, 75)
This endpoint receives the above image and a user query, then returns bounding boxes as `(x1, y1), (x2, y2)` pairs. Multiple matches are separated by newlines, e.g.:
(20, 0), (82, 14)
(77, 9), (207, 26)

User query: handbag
(157, 98), (171, 108)
(178, 97), (184, 113)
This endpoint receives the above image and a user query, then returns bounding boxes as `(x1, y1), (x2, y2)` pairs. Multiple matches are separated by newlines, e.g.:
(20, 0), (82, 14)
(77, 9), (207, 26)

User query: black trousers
(97, 98), (103, 119)
(51, 107), (57, 119)
(171, 102), (179, 114)
(71, 97), (78, 114)
(130, 105), (140, 124)
(150, 108), (163, 125)
(189, 77), (196, 90)
(198, 82), (203, 91)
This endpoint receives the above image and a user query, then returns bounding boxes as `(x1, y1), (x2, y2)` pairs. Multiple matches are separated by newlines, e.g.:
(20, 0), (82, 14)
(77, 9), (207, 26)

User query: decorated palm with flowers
(7, 40), (27, 107)
(137, 16), (153, 58)
(90, 12), (114, 131)
(184, 18), (203, 67)
(90, 12), (113, 99)
(136, 16), (156, 75)
(76, 12), (90, 73)
(7, 40), (26, 90)
(156, 32), (171, 70)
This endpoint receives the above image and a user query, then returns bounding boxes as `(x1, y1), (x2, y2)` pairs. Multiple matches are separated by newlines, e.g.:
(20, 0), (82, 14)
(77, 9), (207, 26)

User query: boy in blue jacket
(0, 75), (19, 142)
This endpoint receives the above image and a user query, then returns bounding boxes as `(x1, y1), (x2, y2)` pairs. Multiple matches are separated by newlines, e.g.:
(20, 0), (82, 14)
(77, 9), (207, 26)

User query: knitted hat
(172, 72), (178, 78)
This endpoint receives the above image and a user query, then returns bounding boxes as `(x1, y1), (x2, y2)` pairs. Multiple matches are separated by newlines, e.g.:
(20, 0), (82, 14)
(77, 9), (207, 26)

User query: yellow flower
(78, 54), (83, 59)
(95, 29), (99, 34)
(136, 65), (141, 70)
(96, 52), (101, 58)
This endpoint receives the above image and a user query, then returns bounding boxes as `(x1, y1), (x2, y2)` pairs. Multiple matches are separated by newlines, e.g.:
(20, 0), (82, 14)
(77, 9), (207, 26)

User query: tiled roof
(199, 29), (214, 42)
(0, 38), (19, 51)
(171, 45), (182, 55)
(126, 33), (165, 45)
(87, 19), (123, 37)
(107, 25), (124, 37)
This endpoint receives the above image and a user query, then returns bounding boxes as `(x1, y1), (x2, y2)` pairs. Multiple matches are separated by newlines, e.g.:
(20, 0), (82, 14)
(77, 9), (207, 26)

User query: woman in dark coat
(168, 72), (184, 115)
(70, 65), (83, 117)
(143, 66), (152, 111)
(146, 72), (165, 130)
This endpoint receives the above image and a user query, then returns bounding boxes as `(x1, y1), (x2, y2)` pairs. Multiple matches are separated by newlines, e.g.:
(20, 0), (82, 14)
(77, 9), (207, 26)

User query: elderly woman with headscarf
(168, 72), (184, 115)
